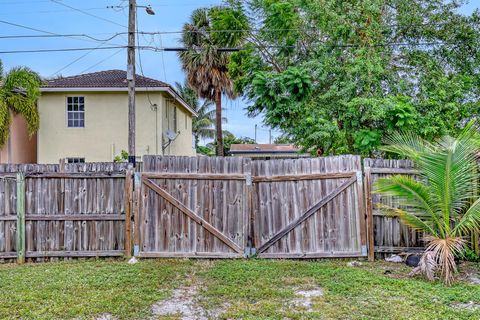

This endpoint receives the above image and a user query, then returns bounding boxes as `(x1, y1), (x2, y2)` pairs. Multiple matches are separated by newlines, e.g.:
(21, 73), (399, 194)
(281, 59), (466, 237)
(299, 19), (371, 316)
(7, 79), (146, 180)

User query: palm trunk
(215, 90), (224, 156)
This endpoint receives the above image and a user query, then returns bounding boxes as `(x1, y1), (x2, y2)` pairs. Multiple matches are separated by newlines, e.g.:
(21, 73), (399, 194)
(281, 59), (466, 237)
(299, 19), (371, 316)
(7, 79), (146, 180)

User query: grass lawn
(0, 259), (479, 319)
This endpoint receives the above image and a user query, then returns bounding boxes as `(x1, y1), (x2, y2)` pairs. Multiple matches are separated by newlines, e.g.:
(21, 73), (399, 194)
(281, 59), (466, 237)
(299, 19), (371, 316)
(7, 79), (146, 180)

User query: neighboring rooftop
(42, 70), (169, 88)
(230, 144), (301, 154)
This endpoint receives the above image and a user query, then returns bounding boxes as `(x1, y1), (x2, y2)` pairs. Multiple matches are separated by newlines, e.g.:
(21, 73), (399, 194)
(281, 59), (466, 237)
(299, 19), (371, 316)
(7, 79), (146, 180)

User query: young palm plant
(375, 122), (480, 285)
(0, 60), (41, 148)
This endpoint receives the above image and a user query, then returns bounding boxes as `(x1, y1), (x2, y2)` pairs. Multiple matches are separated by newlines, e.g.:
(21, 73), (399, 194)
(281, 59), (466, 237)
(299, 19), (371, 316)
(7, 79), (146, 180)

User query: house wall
(37, 91), (195, 164)
(0, 112), (37, 164)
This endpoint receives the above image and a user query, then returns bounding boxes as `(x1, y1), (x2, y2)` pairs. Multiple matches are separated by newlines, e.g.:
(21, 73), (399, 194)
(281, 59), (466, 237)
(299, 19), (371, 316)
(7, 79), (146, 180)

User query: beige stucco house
(36, 70), (196, 164)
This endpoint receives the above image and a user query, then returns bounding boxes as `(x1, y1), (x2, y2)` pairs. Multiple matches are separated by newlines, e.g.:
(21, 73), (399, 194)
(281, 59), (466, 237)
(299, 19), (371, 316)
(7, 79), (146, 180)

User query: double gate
(134, 155), (367, 259)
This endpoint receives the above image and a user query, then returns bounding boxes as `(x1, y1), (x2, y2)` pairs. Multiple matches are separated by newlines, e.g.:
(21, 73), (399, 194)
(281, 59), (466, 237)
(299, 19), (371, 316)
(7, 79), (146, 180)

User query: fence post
(364, 167), (375, 261)
(16, 172), (25, 264)
(244, 160), (255, 257)
(124, 168), (134, 258)
(133, 172), (142, 257)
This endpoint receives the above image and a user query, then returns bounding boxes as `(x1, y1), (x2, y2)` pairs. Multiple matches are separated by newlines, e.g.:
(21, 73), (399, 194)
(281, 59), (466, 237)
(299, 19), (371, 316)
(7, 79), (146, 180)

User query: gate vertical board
(138, 156), (250, 258)
(363, 158), (424, 257)
(252, 156), (366, 258)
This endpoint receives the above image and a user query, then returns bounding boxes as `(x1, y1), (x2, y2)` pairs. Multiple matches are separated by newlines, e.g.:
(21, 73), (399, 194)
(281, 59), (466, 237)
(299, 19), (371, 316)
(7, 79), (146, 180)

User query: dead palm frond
(375, 121), (480, 285)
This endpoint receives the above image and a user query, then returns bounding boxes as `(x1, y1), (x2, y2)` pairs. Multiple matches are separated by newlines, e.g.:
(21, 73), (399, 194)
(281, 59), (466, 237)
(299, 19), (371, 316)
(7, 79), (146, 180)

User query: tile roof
(229, 144), (300, 153)
(42, 70), (169, 88)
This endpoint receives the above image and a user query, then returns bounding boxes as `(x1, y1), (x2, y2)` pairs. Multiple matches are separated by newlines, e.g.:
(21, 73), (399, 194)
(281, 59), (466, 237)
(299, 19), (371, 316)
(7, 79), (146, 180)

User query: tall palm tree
(0, 60), (41, 148)
(375, 122), (480, 285)
(175, 81), (227, 148)
(178, 7), (240, 156)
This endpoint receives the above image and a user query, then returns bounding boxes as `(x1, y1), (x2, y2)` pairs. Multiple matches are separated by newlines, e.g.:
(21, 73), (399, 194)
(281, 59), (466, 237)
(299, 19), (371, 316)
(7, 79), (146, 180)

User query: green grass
(0, 259), (478, 319)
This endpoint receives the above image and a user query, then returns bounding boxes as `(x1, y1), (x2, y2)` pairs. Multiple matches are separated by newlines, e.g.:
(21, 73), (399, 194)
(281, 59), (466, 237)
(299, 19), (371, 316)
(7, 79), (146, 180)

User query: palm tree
(375, 122), (480, 285)
(0, 60), (41, 148)
(175, 81), (227, 148)
(178, 7), (241, 156)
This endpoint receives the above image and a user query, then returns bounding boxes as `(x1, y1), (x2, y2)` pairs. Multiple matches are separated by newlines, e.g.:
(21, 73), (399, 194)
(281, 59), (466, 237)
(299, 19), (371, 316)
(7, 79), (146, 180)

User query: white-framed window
(66, 157), (85, 163)
(67, 96), (85, 128)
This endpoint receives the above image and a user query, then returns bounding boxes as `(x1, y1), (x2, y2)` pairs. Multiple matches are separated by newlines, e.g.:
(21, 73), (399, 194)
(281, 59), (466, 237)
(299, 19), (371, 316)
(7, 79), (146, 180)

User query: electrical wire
(0, 19), (125, 46)
(79, 48), (125, 74)
(0, 46), (126, 54)
(49, 0), (127, 29)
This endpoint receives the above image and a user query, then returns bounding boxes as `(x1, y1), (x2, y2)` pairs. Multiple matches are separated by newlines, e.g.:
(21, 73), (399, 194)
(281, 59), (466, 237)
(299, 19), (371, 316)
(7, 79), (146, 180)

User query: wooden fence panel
(138, 156), (250, 258)
(0, 163), (129, 261)
(252, 156), (366, 258)
(364, 158), (424, 256)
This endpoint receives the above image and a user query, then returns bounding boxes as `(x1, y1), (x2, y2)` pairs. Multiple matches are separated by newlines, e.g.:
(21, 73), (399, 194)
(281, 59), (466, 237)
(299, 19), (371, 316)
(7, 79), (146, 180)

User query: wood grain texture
(140, 156), (250, 258)
(0, 163), (128, 263)
(364, 158), (423, 258)
(253, 156), (365, 258)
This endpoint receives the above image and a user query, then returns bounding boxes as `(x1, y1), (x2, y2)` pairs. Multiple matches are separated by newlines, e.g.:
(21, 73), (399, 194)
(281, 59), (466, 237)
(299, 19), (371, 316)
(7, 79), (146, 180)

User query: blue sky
(1, 0), (478, 144)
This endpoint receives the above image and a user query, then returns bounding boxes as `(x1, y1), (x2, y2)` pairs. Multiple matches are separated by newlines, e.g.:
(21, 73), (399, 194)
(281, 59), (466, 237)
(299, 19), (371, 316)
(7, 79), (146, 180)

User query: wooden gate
(136, 155), (367, 259)
(134, 156), (250, 258)
(252, 156), (366, 258)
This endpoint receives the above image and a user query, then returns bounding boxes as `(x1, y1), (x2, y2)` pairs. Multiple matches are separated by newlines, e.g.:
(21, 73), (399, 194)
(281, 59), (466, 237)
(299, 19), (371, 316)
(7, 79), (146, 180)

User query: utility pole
(127, 0), (136, 166)
(254, 124), (257, 143)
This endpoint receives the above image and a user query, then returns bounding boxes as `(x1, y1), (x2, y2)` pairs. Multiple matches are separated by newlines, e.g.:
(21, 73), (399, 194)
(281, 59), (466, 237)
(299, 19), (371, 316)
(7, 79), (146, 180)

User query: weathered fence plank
(16, 173), (25, 264)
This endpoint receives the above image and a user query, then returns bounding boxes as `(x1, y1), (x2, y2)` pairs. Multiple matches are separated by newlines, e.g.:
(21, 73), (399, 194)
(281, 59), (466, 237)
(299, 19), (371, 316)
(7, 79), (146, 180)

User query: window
(66, 157), (85, 163)
(67, 96), (85, 128)
(185, 113), (188, 129)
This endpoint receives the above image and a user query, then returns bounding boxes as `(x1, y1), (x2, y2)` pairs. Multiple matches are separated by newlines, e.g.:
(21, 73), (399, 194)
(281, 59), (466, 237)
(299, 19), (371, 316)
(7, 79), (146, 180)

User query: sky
(1, 0), (479, 145)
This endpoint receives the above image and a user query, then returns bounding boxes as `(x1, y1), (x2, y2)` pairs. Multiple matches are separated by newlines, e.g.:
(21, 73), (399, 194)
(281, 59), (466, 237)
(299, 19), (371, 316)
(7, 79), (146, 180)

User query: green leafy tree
(375, 122), (480, 285)
(222, 131), (255, 155)
(0, 60), (41, 148)
(175, 81), (227, 148)
(178, 4), (247, 156)
(223, 0), (480, 156)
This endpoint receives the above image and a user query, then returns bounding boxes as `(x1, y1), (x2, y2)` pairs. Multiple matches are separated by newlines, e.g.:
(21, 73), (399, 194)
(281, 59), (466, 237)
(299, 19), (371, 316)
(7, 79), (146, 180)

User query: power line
(0, 39), (469, 55)
(0, 19), (124, 45)
(49, 0), (127, 29)
(79, 48), (125, 74)
(0, 46), (126, 54)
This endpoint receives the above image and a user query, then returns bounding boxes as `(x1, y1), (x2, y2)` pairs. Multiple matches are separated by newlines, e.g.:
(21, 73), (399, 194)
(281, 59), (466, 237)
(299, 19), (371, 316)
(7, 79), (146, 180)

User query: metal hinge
(356, 171), (363, 183)
(245, 174), (252, 186)
(361, 245), (368, 256)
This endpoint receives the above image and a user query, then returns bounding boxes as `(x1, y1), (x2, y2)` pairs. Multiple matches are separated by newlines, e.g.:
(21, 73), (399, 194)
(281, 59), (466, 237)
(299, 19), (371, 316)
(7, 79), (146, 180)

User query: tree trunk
(215, 90), (224, 156)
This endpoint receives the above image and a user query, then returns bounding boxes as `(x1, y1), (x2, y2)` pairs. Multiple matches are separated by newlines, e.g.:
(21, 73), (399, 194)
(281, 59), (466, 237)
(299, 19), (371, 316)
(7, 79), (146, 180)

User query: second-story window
(67, 96), (85, 128)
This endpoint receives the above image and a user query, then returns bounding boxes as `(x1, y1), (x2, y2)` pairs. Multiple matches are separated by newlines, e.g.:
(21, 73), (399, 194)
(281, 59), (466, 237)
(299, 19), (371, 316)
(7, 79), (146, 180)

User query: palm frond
(453, 197), (480, 236)
(426, 236), (466, 285)
(375, 175), (441, 236)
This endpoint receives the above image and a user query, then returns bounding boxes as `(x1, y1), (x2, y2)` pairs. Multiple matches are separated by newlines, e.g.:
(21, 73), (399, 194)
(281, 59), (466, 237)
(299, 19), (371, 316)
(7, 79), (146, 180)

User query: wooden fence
(3, 155), (478, 263)
(363, 158), (423, 259)
(135, 155), (366, 259)
(0, 163), (130, 262)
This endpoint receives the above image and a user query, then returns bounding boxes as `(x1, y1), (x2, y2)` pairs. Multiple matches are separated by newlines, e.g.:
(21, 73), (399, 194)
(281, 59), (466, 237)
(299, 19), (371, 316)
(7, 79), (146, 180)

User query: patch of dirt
(151, 286), (227, 320)
(451, 301), (480, 311)
(289, 287), (324, 311)
(95, 314), (116, 320)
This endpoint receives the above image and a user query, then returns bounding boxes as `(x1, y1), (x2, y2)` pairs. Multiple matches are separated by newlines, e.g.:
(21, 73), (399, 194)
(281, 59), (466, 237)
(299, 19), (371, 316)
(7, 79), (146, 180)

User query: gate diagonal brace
(142, 177), (244, 254)
(257, 174), (357, 254)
